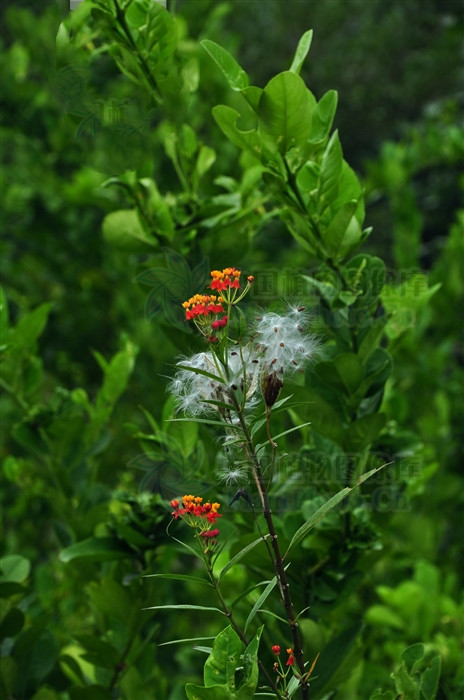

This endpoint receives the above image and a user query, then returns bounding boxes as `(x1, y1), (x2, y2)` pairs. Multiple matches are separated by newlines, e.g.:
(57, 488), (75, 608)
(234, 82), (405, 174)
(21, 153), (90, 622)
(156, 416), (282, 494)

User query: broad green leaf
(345, 254), (386, 301)
(311, 90), (338, 142)
(286, 464), (390, 554)
(244, 579), (277, 634)
(401, 643), (424, 674)
(102, 210), (158, 251)
(201, 40), (249, 91)
(259, 71), (314, 154)
(219, 536), (268, 581)
(344, 412), (387, 452)
(238, 625), (263, 698)
(324, 201), (358, 257)
(420, 654), (441, 700)
(212, 105), (261, 158)
(381, 274), (441, 338)
(357, 316), (388, 362)
(73, 635), (120, 669)
(204, 626), (241, 688)
(308, 623), (362, 696)
(316, 353), (364, 396)
(185, 684), (231, 700)
(59, 537), (130, 563)
(0, 555), (30, 583)
(289, 30), (313, 74)
(319, 130), (343, 204)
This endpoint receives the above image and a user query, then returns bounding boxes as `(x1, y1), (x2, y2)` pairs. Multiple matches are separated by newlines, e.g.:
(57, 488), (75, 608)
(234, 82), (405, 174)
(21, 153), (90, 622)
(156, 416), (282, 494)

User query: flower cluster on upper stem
(170, 267), (318, 417)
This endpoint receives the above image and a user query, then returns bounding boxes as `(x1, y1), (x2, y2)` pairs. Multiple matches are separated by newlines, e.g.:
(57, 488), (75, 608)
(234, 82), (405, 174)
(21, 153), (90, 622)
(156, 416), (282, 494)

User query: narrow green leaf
(244, 578), (277, 634)
(158, 636), (215, 647)
(143, 573), (213, 587)
(201, 40), (249, 91)
(271, 421), (312, 442)
(286, 463), (391, 554)
(175, 364), (225, 384)
(289, 30), (313, 74)
(143, 604), (225, 614)
(219, 536), (268, 581)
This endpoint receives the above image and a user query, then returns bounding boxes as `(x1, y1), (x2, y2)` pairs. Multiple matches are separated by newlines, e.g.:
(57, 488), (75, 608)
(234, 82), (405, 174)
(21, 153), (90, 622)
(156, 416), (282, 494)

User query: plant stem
(232, 401), (310, 699)
(205, 565), (284, 698)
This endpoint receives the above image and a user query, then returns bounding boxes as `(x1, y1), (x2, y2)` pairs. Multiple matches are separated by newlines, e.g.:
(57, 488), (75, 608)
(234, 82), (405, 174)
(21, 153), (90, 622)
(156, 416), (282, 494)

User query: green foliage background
(1, 0), (463, 698)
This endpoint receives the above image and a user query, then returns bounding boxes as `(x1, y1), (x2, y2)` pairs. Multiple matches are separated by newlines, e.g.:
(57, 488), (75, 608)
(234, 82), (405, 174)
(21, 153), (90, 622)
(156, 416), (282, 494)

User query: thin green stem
(204, 560), (283, 697)
(230, 398), (310, 700)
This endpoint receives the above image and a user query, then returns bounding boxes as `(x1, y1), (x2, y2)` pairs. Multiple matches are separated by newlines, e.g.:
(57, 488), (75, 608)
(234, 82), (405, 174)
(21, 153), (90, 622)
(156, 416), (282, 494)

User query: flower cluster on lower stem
(271, 645), (296, 686)
(170, 495), (222, 555)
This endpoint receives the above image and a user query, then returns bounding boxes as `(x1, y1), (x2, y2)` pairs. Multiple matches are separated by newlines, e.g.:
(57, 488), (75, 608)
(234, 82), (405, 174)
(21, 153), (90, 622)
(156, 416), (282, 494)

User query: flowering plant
(143, 264), (390, 699)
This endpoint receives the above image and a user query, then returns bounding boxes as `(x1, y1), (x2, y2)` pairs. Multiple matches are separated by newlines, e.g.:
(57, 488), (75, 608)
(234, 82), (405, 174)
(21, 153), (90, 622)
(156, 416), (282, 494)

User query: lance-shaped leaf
(289, 30), (313, 74)
(201, 40), (249, 91)
(286, 463), (391, 555)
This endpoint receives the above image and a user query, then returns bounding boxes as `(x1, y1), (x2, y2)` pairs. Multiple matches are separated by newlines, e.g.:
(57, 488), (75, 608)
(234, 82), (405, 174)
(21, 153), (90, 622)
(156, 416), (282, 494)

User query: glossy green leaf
(311, 89), (338, 142)
(289, 30), (313, 74)
(201, 40), (249, 91)
(204, 626), (241, 688)
(319, 130), (343, 204)
(212, 105), (261, 157)
(258, 71), (314, 153)
(324, 201), (358, 257)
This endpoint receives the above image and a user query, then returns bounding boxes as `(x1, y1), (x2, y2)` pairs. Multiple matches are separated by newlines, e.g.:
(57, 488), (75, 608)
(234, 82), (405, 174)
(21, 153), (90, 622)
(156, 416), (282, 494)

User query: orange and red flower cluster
(210, 268), (241, 292)
(182, 267), (254, 335)
(170, 495), (221, 525)
(182, 294), (224, 321)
